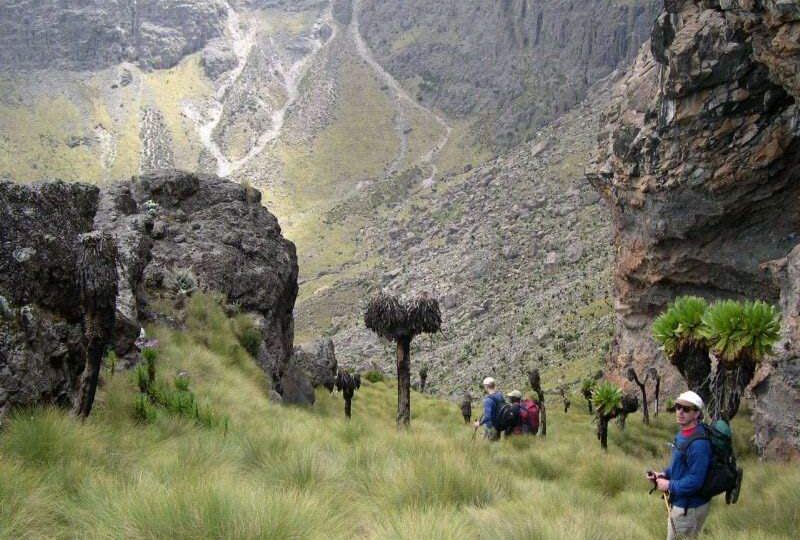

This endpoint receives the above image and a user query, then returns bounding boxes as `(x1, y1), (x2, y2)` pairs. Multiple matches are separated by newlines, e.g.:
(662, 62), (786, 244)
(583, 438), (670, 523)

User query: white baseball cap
(508, 390), (522, 399)
(482, 377), (496, 386)
(675, 391), (704, 410)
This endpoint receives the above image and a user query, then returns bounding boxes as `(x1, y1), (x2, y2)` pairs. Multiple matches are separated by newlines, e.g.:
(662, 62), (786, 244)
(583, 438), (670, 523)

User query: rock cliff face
(755, 244), (800, 460)
(588, 0), (800, 456)
(0, 181), (109, 416)
(1, 171), (298, 416)
(359, 0), (662, 148)
(0, 1), (226, 71)
(98, 171), (298, 385)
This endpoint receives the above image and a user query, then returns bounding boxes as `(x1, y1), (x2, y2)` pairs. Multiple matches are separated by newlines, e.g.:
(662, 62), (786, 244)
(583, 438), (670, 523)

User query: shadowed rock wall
(359, 0), (662, 148)
(0, 181), (103, 415)
(0, 0), (226, 71)
(588, 0), (800, 457)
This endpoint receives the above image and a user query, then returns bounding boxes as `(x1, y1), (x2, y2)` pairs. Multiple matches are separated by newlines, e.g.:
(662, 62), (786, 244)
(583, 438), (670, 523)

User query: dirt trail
(350, 0), (451, 182)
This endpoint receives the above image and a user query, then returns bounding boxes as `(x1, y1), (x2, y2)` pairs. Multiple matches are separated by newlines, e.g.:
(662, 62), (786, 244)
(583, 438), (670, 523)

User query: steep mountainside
(0, 0), (656, 397)
(302, 92), (617, 396)
(588, 0), (800, 456)
(359, 0), (661, 149)
(0, 1), (226, 71)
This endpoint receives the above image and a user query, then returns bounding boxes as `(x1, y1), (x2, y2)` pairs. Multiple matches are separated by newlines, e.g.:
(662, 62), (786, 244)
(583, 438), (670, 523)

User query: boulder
(290, 338), (338, 392)
(277, 364), (316, 406)
(97, 170), (299, 393)
(1, 170), (301, 416)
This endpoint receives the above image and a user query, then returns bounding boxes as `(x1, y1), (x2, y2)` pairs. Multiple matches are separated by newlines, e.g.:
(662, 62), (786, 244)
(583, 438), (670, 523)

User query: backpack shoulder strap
(678, 425), (710, 453)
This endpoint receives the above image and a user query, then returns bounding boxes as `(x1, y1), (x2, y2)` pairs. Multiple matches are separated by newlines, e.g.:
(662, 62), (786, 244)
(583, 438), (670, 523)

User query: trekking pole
(471, 415), (483, 442)
(663, 492), (677, 537)
(649, 473), (677, 535)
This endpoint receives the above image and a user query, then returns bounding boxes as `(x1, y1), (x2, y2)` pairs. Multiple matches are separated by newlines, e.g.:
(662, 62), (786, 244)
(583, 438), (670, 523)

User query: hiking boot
(726, 467), (743, 504)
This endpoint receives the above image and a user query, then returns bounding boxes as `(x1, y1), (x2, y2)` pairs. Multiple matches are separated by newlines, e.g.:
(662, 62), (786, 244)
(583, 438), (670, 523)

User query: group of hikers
(466, 377), (739, 540)
(463, 377), (540, 440)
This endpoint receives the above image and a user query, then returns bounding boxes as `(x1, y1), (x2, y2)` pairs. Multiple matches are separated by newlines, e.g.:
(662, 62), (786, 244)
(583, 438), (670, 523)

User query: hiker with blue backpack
(474, 377), (504, 441)
(647, 390), (741, 540)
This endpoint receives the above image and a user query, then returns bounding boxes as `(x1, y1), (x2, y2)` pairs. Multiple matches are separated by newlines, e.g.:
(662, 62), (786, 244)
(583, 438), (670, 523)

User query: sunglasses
(674, 404), (698, 413)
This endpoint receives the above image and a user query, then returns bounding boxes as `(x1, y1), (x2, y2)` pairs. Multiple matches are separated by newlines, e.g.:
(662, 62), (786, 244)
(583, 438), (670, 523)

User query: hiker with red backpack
(474, 377), (504, 441)
(507, 390), (540, 435)
(490, 389), (540, 438)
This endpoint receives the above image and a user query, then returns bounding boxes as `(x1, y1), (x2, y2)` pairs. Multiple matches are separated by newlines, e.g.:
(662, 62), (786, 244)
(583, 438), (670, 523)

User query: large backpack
(494, 401), (521, 431)
(520, 399), (540, 434)
(679, 420), (742, 504)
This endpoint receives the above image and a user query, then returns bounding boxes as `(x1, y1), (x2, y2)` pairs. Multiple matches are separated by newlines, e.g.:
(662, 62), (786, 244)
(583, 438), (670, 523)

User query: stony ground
(296, 90), (616, 399)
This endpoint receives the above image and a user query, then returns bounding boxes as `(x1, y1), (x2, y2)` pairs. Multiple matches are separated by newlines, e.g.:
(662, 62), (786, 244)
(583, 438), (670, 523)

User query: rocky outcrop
(754, 244), (800, 461)
(0, 181), (114, 417)
(359, 0), (661, 148)
(0, 1), (226, 71)
(1, 170), (299, 416)
(289, 338), (338, 392)
(588, 0), (800, 455)
(276, 338), (338, 406)
(97, 171), (299, 389)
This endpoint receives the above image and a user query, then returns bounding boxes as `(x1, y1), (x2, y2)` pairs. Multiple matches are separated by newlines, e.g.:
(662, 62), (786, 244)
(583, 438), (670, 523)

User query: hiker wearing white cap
(473, 377), (503, 441)
(646, 390), (712, 539)
(504, 390), (525, 436)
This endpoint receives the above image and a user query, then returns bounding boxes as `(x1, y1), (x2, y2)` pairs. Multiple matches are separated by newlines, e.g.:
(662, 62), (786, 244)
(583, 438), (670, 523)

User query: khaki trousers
(667, 502), (710, 540)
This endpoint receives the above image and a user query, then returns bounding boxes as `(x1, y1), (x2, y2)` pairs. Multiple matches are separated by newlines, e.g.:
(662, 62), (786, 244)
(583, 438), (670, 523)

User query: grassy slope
(0, 54), (211, 184)
(1, 295), (796, 539)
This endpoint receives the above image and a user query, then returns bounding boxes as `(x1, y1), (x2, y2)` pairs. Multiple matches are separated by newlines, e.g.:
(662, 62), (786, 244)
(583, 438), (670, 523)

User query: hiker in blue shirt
(647, 391), (712, 540)
(473, 377), (503, 441)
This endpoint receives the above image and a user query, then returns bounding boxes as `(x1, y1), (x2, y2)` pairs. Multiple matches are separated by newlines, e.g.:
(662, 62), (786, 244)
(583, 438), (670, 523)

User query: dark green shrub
(142, 347), (157, 384)
(105, 350), (118, 377)
(236, 326), (262, 358)
(363, 370), (384, 383)
(135, 364), (150, 394)
(133, 394), (157, 423)
(175, 373), (190, 392)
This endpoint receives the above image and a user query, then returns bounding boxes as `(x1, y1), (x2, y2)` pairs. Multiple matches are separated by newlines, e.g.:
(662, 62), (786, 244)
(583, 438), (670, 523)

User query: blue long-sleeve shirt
(663, 425), (712, 508)
(480, 392), (504, 427)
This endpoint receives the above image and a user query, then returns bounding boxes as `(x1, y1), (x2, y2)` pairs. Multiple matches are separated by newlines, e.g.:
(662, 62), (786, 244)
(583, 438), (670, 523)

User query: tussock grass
(0, 294), (797, 539)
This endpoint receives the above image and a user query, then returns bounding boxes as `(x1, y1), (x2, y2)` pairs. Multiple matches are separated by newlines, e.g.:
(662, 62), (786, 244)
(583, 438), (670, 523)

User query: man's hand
(656, 478), (670, 492)
(473, 420), (480, 428)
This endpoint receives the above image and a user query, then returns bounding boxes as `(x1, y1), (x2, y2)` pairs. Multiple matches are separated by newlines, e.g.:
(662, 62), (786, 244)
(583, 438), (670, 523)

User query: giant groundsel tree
(365, 292), (441, 427)
(592, 381), (622, 450)
(654, 296), (781, 421)
(699, 300), (780, 420)
(652, 296), (711, 403)
(625, 366), (649, 425)
(74, 232), (118, 418)
(528, 366), (546, 436)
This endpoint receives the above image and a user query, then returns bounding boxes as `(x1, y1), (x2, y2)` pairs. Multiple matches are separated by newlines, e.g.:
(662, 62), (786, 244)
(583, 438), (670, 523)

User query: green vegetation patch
(0, 296), (797, 538)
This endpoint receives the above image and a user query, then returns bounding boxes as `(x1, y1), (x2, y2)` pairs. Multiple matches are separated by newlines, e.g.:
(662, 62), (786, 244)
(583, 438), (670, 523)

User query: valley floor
(0, 296), (797, 539)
